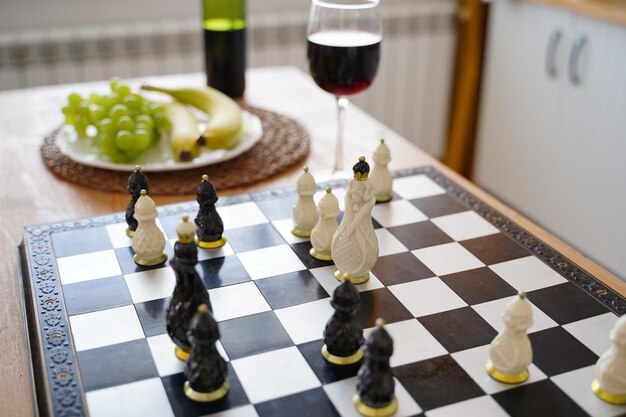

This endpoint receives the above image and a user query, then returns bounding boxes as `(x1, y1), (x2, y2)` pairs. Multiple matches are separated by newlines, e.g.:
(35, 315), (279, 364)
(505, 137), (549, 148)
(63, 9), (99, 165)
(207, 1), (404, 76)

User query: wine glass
(307, 0), (382, 174)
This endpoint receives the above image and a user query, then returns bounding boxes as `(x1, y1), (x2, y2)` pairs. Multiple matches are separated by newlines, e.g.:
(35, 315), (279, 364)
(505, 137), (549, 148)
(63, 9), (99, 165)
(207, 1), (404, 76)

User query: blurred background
(0, 0), (457, 161)
(2, 0), (626, 278)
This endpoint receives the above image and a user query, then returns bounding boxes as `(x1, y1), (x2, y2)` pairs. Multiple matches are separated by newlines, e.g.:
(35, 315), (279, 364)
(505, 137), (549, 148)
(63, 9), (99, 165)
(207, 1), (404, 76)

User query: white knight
(310, 187), (340, 261)
(592, 315), (626, 405)
(292, 167), (318, 238)
(487, 292), (533, 383)
(369, 138), (392, 203)
(331, 156), (378, 284)
(132, 189), (167, 266)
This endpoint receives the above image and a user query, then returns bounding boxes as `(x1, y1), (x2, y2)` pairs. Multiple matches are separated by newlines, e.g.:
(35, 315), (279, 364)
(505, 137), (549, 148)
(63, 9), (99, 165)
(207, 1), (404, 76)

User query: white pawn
(331, 156), (378, 284)
(291, 166), (318, 238)
(310, 187), (340, 261)
(369, 138), (393, 203)
(486, 292), (533, 383)
(592, 315), (626, 405)
(132, 189), (167, 266)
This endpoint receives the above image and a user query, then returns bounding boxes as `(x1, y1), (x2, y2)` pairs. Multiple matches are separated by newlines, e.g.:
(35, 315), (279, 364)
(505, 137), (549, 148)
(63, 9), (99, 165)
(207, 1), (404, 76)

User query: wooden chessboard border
(17, 165), (626, 417)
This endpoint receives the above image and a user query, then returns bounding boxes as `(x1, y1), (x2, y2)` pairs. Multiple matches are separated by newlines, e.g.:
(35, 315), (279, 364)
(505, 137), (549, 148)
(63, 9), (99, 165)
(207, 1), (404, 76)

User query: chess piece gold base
(134, 253), (168, 266)
(184, 379), (230, 402)
(353, 394), (398, 417)
(310, 248), (333, 261)
(486, 362), (529, 384)
(375, 194), (392, 203)
(321, 344), (363, 365)
(335, 269), (369, 284)
(195, 235), (227, 249)
(175, 346), (190, 361)
(592, 379), (626, 405)
(126, 228), (135, 238)
(291, 228), (311, 238)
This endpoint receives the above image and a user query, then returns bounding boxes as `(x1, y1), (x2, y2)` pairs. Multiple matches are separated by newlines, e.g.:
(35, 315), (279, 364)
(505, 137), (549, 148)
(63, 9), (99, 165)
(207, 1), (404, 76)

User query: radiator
(0, 2), (457, 158)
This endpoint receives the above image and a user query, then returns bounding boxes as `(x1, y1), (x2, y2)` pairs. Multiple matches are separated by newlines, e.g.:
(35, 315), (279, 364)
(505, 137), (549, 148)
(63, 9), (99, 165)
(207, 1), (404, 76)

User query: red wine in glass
(307, 30), (381, 96)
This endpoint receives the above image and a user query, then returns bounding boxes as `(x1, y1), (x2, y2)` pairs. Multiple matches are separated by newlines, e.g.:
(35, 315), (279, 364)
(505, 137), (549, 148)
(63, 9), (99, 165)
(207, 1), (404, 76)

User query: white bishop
(132, 189), (167, 266)
(331, 156), (378, 284)
(487, 292), (533, 383)
(592, 315), (626, 404)
(369, 139), (392, 203)
(291, 167), (318, 237)
(310, 187), (340, 261)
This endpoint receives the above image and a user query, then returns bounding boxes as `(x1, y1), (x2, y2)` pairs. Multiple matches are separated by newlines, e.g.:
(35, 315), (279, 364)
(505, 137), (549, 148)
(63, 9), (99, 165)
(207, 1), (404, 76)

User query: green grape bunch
(62, 78), (169, 163)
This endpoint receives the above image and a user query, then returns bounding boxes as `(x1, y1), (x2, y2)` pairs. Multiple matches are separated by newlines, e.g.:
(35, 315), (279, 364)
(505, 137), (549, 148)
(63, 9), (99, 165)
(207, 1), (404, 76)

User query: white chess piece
(132, 189), (167, 266)
(331, 156), (379, 284)
(292, 167), (318, 237)
(369, 139), (392, 203)
(487, 292), (533, 383)
(310, 187), (340, 261)
(592, 315), (626, 404)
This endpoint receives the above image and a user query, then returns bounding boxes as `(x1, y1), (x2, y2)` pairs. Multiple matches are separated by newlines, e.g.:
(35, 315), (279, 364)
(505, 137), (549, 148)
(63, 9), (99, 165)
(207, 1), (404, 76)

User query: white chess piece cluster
(298, 141), (392, 284)
(369, 139), (393, 203)
(593, 314), (626, 404)
(131, 189), (167, 266)
(331, 156), (379, 284)
(487, 292), (533, 383)
(291, 167), (318, 238)
(310, 187), (340, 261)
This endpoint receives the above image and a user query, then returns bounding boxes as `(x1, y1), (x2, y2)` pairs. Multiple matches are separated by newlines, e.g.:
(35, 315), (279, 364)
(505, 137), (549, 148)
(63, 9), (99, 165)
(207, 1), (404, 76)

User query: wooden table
(0, 66), (624, 415)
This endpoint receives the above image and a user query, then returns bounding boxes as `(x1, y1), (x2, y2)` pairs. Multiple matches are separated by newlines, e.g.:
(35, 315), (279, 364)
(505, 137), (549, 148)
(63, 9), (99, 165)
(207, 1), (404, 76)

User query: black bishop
(166, 215), (212, 361)
(195, 175), (227, 248)
(354, 318), (397, 417)
(125, 165), (149, 237)
(184, 304), (229, 402)
(322, 277), (364, 365)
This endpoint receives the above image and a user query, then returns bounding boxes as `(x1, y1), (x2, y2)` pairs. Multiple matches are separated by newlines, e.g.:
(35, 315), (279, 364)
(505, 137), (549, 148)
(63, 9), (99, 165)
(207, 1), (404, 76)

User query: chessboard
(18, 166), (626, 417)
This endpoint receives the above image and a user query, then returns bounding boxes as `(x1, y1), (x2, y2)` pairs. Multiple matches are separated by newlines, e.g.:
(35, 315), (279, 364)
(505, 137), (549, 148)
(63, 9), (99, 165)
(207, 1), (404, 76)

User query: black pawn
(195, 175), (226, 248)
(322, 278), (364, 365)
(354, 318), (397, 417)
(125, 166), (149, 237)
(167, 215), (212, 361)
(184, 304), (229, 402)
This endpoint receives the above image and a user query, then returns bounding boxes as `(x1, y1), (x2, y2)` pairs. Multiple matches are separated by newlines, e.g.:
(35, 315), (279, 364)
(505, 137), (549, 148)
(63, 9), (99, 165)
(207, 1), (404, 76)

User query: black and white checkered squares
(36, 169), (622, 417)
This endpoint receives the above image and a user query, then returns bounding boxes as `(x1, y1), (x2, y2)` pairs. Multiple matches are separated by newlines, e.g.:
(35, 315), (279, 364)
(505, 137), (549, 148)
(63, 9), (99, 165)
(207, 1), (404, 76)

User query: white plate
(55, 110), (263, 172)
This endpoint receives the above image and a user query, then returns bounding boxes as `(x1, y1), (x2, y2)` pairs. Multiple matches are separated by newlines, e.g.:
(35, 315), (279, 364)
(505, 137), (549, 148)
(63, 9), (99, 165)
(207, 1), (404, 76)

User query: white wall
(0, 0), (433, 32)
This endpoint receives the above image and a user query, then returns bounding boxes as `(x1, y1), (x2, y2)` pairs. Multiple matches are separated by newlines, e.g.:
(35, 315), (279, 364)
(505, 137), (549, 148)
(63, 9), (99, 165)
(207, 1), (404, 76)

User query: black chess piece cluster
(322, 277), (396, 416)
(125, 170), (226, 250)
(123, 169), (397, 410)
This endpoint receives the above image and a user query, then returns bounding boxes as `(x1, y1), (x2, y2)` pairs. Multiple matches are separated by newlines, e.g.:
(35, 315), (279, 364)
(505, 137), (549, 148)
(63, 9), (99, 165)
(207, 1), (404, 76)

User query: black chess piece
(322, 278), (364, 365)
(167, 215), (212, 361)
(125, 166), (149, 237)
(354, 318), (397, 417)
(184, 304), (229, 402)
(353, 156), (370, 181)
(195, 175), (227, 248)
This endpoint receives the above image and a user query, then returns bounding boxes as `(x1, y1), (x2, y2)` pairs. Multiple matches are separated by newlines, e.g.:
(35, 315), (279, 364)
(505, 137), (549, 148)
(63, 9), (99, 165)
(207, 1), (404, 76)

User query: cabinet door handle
(569, 34), (588, 85)
(546, 28), (563, 78)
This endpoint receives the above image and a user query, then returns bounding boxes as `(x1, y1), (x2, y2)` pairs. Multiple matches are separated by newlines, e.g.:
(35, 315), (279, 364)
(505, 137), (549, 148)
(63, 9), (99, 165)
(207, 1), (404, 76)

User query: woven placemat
(41, 105), (310, 195)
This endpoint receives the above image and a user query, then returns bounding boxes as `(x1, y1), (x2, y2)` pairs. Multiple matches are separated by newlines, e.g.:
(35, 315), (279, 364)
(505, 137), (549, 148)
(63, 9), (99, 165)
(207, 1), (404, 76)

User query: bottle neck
(203, 0), (246, 30)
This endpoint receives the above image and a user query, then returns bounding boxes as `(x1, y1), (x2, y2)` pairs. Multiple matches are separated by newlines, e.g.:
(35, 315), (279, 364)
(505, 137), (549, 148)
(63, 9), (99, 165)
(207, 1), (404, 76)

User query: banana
(142, 84), (242, 149)
(165, 101), (200, 162)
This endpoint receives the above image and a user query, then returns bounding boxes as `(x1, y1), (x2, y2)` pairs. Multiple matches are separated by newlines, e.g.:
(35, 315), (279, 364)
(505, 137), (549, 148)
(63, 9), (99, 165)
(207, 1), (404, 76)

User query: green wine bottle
(202, 0), (246, 98)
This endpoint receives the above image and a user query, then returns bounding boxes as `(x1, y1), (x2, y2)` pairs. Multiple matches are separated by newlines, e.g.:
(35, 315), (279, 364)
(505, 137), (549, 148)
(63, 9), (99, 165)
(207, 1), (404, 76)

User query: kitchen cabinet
(475, 0), (626, 279)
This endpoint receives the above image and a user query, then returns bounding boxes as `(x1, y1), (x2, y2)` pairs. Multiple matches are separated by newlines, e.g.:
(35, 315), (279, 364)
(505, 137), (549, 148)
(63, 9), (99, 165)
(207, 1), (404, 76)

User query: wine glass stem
(334, 96), (349, 173)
